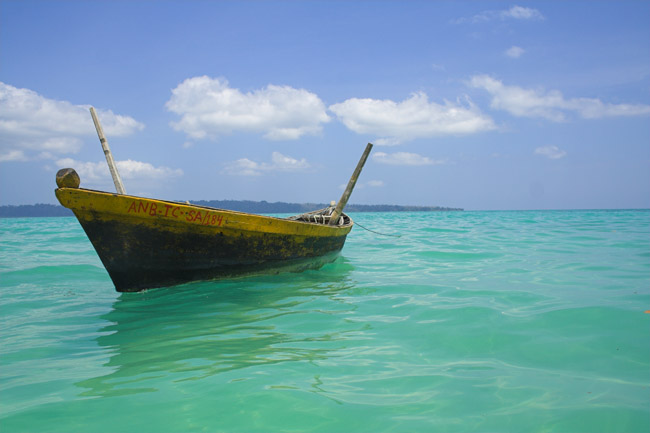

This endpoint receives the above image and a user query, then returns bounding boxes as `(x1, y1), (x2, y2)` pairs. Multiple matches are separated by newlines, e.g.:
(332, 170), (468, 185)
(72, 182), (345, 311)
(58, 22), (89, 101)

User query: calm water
(1, 210), (649, 433)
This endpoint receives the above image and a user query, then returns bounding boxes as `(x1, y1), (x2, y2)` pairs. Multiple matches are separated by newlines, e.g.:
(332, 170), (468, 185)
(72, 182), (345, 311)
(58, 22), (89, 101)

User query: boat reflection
(76, 258), (358, 397)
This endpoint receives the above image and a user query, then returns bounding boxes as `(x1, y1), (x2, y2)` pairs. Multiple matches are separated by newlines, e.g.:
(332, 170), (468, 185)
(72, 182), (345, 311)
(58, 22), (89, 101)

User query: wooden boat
(55, 108), (372, 292)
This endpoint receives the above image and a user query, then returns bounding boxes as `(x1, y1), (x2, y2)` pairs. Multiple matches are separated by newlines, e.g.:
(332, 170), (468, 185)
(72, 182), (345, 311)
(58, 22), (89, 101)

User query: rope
(354, 220), (402, 238)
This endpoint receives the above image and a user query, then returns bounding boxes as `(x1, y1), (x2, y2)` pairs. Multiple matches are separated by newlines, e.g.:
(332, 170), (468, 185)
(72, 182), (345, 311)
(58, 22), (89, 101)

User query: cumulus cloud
(222, 152), (310, 176)
(372, 151), (446, 166)
(505, 46), (525, 58)
(166, 76), (330, 142)
(0, 82), (144, 161)
(469, 75), (650, 121)
(534, 145), (566, 159)
(455, 5), (544, 24)
(329, 93), (495, 144)
(55, 158), (183, 185)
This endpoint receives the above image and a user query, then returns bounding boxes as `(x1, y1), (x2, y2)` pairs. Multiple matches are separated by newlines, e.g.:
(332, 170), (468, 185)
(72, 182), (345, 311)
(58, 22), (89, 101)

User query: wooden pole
(90, 107), (126, 195)
(329, 143), (373, 225)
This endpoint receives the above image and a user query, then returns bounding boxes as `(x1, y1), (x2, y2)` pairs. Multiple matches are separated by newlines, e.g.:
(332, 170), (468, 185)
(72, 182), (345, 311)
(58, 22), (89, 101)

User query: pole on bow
(329, 143), (373, 225)
(90, 107), (126, 195)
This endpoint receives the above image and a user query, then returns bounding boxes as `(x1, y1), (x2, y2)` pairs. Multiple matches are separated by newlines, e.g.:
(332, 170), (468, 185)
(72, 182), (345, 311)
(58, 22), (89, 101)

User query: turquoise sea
(1, 210), (649, 433)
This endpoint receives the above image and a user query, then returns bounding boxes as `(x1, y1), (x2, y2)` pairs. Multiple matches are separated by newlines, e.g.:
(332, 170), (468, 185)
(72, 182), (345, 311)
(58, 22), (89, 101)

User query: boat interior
(288, 206), (351, 226)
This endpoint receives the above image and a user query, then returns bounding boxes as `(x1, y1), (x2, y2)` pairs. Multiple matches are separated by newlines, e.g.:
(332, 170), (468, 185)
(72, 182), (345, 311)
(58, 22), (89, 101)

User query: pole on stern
(329, 143), (373, 225)
(90, 107), (126, 195)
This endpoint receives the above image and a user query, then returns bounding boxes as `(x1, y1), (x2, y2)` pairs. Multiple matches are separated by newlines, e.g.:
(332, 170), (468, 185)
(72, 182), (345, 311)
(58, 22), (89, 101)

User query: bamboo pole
(329, 143), (373, 225)
(90, 107), (126, 195)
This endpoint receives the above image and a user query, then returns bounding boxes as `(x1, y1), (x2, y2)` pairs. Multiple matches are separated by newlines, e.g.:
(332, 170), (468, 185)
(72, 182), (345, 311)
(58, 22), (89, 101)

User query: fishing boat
(55, 108), (372, 292)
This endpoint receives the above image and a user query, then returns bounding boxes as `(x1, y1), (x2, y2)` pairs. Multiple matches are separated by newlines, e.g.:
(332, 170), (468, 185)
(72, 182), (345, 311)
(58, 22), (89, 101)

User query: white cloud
(223, 158), (262, 177)
(117, 159), (184, 180)
(505, 46), (525, 58)
(469, 75), (650, 121)
(455, 5), (544, 24)
(55, 158), (183, 185)
(0, 150), (27, 162)
(0, 82), (144, 161)
(166, 76), (330, 142)
(329, 93), (495, 144)
(222, 152), (310, 176)
(337, 179), (385, 190)
(501, 5), (544, 20)
(268, 151), (311, 171)
(372, 151), (446, 166)
(535, 145), (566, 159)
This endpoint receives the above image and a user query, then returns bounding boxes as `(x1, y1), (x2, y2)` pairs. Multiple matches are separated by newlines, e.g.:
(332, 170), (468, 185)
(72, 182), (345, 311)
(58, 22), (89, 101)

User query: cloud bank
(166, 76), (331, 142)
(469, 75), (650, 121)
(329, 93), (495, 145)
(0, 82), (144, 162)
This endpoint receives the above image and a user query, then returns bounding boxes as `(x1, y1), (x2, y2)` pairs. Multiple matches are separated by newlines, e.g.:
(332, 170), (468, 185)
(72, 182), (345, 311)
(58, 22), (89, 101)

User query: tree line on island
(0, 201), (463, 218)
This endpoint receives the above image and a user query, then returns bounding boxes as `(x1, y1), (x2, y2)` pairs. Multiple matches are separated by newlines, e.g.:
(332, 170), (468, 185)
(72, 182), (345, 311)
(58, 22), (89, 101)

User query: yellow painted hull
(55, 188), (353, 292)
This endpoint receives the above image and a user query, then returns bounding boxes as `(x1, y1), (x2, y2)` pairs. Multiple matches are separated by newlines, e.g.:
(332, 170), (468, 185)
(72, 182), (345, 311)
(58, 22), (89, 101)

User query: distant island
(0, 201), (462, 218)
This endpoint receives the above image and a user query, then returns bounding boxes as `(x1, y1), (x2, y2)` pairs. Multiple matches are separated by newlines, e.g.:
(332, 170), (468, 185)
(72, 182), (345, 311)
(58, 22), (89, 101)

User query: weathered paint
(55, 188), (353, 292)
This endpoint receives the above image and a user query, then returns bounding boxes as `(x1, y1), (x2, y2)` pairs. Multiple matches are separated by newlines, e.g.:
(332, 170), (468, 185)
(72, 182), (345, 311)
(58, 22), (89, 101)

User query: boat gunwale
(55, 187), (354, 233)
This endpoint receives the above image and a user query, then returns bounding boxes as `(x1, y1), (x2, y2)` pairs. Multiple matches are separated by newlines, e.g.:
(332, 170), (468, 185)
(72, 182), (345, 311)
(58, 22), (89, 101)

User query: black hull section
(78, 219), (348, 292)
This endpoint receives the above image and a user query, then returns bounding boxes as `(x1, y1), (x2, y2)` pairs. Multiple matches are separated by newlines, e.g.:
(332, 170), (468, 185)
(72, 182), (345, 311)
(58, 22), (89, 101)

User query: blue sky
(1, 1), (648, 210)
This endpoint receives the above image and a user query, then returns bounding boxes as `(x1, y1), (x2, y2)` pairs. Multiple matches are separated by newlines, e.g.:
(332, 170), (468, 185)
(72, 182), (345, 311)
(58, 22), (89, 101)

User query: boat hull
(55, 188), (352, 292)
